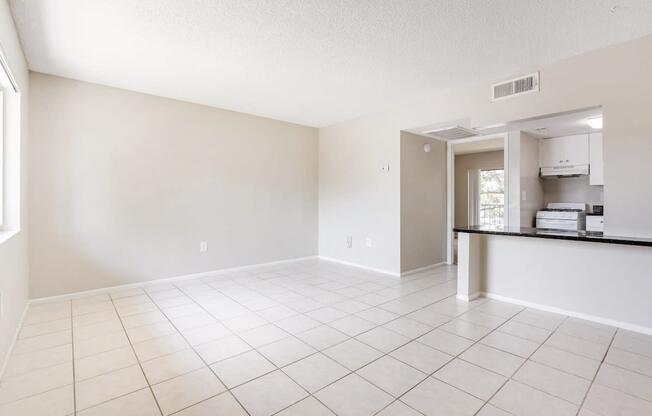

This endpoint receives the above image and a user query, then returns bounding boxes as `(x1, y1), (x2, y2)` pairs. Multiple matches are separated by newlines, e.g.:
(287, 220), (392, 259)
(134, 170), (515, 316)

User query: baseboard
(0, 302), (29, 381)
(482, 292), (652, 336)
(318, 256), (400, 277)
(401, 262), (447, 277)
(30, 255), (319, 304)
(456, 293), (481, 302)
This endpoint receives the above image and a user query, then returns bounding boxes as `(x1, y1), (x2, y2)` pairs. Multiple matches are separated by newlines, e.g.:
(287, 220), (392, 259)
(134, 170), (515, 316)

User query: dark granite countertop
(454, 225), (652, 247)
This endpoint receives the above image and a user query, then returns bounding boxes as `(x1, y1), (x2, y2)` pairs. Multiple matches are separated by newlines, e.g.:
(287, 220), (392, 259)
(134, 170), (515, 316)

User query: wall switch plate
(346, 236), (353, 248)
(365, 237), (373, 247)
(521, 191), (527, 201)
(0, 291), (4, 318)
(199, 241), (208, 253)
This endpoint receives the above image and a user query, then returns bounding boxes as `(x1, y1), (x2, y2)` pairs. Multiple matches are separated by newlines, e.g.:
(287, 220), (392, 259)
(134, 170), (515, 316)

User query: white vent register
(491, 72), (539, 101)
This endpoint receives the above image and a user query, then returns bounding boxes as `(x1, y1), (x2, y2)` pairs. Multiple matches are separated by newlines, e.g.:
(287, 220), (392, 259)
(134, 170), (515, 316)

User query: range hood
(540, 164), (589, 177)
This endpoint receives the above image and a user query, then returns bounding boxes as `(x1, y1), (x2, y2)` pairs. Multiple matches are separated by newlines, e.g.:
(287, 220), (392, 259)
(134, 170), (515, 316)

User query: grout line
(69, 301), (77, 416)
(142, 287), (254, 416)
(108, 295), (165, 416)
(4, 264), (650, 415)
(574, 328), (618, 415)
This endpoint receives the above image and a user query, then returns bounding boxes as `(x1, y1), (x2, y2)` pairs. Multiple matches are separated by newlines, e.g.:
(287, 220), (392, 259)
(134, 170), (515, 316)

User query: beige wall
(0, 1), (29, 373)
(400, 133), (446, 273)
(29, 73), (318, 297)
(519, 132), (544, 227)
(319, 35), (652, 272)
(454, 151), (504, 228)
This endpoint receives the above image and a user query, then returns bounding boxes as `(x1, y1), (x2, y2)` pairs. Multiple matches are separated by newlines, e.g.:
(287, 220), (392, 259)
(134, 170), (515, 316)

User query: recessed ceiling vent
(423, 126), (478, 140)
(491, 72), (539, 102)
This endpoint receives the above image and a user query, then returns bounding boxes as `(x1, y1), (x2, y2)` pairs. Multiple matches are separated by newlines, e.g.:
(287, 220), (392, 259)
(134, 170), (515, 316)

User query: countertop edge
(453, 227), (652, 248)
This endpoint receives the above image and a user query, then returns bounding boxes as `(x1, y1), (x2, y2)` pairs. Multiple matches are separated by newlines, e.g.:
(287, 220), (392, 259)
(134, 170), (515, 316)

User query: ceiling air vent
(491, 72), (539, 102)
(423, 126), (478, 140)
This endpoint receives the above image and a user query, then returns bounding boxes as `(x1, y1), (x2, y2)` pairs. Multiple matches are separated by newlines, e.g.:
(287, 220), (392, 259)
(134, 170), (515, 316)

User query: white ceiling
(9, 1), (652, 127)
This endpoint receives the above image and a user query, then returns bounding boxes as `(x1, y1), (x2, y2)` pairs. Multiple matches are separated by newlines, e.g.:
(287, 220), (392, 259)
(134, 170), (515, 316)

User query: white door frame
(446, 132), (509, 264)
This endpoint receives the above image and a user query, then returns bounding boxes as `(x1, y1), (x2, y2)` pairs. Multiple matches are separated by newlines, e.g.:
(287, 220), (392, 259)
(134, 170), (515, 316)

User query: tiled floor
(1, 259), (651, 416)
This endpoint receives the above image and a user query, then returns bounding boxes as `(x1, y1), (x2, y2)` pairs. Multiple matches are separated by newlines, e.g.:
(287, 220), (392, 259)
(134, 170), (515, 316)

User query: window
(0, 46), (20, 239)
(0, 88), (4, 228)
(479, 169), (505, 226)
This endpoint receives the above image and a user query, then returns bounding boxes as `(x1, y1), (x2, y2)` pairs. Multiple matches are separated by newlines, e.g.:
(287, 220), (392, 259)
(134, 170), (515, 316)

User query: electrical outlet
(365, 237), (373, 247)
(199, 241), (208, 253)
(346, 236), (353, 248)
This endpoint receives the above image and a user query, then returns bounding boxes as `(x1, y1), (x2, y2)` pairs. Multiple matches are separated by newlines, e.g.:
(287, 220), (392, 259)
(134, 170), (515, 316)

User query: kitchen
(437, 107), (652, 335)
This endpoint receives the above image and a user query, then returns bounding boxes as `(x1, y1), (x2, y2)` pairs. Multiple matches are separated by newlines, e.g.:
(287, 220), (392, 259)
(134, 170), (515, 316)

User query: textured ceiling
(9, 1), (652, 127)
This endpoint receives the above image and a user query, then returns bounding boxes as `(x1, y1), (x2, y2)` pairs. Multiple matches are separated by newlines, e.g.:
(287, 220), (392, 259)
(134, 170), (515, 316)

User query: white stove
(536, 203), (587, 231)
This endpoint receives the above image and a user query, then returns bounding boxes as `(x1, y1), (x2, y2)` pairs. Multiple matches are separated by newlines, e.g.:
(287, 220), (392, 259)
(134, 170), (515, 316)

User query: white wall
(0, 1), (29, 374)
(319, 35), (652, 272)
(400, 132), (446, 273)
(29, 73), (318, 297)
(454, 150), (504, 228)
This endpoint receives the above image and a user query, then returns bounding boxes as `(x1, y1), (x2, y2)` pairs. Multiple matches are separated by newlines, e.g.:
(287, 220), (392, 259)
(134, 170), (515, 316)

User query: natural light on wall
(0, 44), (21, 243)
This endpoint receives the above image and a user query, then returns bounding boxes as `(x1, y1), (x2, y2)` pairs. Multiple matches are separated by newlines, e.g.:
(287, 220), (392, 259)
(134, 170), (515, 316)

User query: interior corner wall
(454, 150), (504, 228)
(0, 2), (29, 374)
(400, 132), (447, 273)
(29, 73), (318, 298)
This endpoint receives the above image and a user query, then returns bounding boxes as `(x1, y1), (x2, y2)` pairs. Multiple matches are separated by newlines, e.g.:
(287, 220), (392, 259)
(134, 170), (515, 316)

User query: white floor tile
(513, 360), (591, 404)
(390, 340), (452, 373)
(141, 348), (205, 384)
(174, 391), (247, 416)
(257, 336), (316, 367)
(490, 380), (578, 416)
(402, 377), (484, 416)
(315, 373), (393, 416)
(276, 396), (335, 416)
(0, 384), (73, 416)
(530, 345), (601, 380)
(460, 343), (525, 377)
(284, 353), (349, 393)
(295, 325), (349, 350)
(232, 370), (308, 416)
(357, 356), (427, 397)
(434, 359), (506, 401)
(323, 339), (383, 371)
(152, 367), (226, 415)
(77, 388), (160, 416)
(583, 383), (652, 416)
(595, 363), (652, 401)
(0, 362), (73, 405)
(75, 345), (138, 381)
(376, 400), (423, 416)
(240, 324), (290, 347)
(355, 327), (410, 353)
(75, 365), (148, 410)
(481, 331), (540, 358)
(210, 350), (275, 388)
(417, 328), (474, 355)
(195, 335), (252, 363)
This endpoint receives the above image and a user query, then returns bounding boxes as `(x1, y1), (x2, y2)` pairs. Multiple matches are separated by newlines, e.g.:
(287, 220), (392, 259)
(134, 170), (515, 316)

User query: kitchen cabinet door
(540, 137), (566, 167)
(590, 132), (604, 185)
(563, 134), (589, 166)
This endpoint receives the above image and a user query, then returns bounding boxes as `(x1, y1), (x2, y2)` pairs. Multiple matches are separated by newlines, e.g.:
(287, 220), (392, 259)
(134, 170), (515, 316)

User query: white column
(457, 232), (482, 301)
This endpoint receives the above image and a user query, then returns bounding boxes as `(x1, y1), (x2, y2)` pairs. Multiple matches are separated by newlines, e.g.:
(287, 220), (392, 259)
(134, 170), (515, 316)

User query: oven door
(536, 218), (578, 231)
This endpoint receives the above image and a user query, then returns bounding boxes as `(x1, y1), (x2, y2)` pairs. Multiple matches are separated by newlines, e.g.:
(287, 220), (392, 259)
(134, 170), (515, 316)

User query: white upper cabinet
(589, 132), (604, 185)
(539, 134), (589, 168)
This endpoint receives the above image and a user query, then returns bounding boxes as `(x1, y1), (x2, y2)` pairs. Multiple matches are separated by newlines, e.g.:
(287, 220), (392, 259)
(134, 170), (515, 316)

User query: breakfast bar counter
(453, 225), (652, 334)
